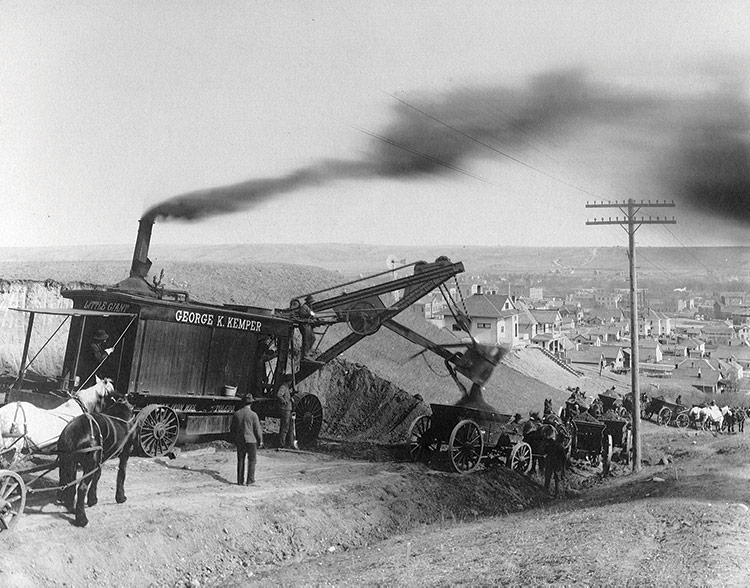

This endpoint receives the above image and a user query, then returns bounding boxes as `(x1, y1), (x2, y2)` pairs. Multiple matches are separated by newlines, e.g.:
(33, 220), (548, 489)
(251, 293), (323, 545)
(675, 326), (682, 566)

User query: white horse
(688, 406), (704, 429)
(0, 377), (115, 464)
(701, 405), (723, 432)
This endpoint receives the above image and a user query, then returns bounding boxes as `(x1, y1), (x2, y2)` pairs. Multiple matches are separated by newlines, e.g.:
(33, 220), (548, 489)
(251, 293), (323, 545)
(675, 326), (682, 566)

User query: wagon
(408, 403), (533, 474)
(599, 415), (632, 465)
(643, 397), (689, 428)
(569, 417), (612, 473)
(0, 398), (149, 532)
(598, 392), (629, 418)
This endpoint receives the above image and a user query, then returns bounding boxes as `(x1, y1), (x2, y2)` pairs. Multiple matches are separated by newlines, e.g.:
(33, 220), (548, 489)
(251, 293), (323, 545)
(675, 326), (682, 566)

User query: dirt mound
(300, 359), (427, 444)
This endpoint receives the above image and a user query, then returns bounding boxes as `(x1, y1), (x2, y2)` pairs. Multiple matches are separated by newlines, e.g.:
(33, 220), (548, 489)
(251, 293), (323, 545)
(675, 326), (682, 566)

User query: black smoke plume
(144, 67), (750, 227)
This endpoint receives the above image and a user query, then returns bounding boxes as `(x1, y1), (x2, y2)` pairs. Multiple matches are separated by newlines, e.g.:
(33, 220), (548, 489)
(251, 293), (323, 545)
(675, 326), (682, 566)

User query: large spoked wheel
(136, 405), (180, 457)
(448, 420), (484, 474)
(509, 441), (533, 475)
(408, 415), (438, 463)
(675, 412), (690, 429)
(657, 407), (672, 427)
(623, 429), (632, 465)
(294, 394), (323, 447)
(602, 435), (613, 475)
(0, 470), (26, 532)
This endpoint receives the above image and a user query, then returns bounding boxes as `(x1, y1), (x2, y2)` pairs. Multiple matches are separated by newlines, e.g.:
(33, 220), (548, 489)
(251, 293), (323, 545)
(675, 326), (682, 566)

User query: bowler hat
(93, 329), (109, 341)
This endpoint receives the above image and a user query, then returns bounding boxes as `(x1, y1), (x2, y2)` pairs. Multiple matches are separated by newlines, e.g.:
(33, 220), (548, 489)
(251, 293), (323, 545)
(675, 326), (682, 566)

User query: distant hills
(0, 243), (747, 279)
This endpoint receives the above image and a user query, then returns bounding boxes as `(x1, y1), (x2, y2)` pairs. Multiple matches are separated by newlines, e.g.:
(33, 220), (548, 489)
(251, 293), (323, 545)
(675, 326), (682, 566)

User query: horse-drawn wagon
(569, 416), (612, 473)
(0, 382), (147, 531)
(598, 391), (629, 418)
(408, 403), (533, 475)
(643, 397), (689, 427)
(598, 414), (632, 464)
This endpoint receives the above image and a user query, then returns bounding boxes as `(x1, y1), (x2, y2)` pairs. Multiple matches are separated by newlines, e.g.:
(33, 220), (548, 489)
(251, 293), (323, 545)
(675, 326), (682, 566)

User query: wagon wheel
(675, 412), (690, 429)
(407, 415), (438, 463)
(294, 394), (323, 447)
(657, 407), (672, 427)
(136, 405), (180, 457)
(623, 429), (632, 465)
(616, 406), (630, 419)
(448, 420), (483, 474)
(641, 407), (651, 420)
(602, 435), (613, 475)
(509, 441), (533, 475)
(0, 470), (26, 532)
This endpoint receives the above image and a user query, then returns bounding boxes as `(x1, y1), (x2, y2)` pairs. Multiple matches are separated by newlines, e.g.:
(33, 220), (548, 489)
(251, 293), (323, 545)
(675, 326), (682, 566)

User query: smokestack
(129, 218), (153, 279)
(113, 218), (156, 295)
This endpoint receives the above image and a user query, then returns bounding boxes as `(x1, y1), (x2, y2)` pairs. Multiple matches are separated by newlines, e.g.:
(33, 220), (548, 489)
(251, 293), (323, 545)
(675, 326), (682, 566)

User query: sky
(1, 1), (750, 251)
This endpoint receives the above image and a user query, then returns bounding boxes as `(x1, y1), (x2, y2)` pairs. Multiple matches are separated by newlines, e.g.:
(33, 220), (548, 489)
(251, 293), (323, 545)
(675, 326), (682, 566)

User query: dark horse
(58, 400), (137, 527)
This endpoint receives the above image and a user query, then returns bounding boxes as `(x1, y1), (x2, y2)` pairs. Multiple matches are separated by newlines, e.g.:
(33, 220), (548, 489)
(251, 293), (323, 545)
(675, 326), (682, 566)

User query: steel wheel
(136, 404), (180, 457)
(294, 394), (323, 447)
(509, 441), (533, 475)
(623, 429), (632, 465)
(657, 407), (672, 427)
(675, 412), (690, 429)
(602, 434), (613, 475)
(408, 415), (438, 462)
(448, 420), (483, 474)
(0, 470), (26, 532)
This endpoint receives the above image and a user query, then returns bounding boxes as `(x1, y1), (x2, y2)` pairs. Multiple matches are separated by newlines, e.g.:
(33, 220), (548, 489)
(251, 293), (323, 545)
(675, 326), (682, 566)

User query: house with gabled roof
(712, 345), (750, 369)
(572, 331), (602, 347)
(686, 337), (706, 357)
(701, 324), (735, 346)
(568, 348), (605, 367)
(514, 300), (538, 343)
(599, 345), (625, 371)
(442, 293), (520, 347)
(646, 309), (672, 337)
(639, 338), (663, 363)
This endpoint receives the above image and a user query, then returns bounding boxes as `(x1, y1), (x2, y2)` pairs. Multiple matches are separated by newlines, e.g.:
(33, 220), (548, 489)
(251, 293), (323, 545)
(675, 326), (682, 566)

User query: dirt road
(2, 421), (750, 587)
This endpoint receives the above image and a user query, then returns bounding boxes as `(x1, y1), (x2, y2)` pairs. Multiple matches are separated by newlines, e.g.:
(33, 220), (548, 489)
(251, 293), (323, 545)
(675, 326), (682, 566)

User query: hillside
(1, 243), (747, 279)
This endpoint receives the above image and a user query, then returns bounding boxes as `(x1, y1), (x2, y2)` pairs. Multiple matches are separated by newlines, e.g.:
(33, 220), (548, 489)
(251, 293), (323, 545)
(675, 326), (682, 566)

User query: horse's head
(104, 398), (134, 422)
(76, 376), (117, 412)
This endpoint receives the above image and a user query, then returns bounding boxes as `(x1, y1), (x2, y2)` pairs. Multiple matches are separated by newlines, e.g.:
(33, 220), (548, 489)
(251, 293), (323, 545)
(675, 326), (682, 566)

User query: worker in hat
(276, 374), (297, 449)
(82, 328), (116, 383)
(229, 396), (263, 485)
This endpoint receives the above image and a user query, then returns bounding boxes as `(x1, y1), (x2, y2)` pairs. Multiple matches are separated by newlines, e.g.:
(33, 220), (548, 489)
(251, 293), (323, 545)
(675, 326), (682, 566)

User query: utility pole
(586, 199), (675, 472)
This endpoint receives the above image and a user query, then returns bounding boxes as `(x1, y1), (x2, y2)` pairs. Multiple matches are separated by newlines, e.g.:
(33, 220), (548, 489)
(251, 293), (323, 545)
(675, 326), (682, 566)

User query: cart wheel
(448, 420), (483, 474)
(294, 394), (323, 447)
(509, 442), (533, 475)
(136, 405), (180, 457)
(602, 435), (613, 475)
(0, 470), (26, 532)
(623, 429), (632, 465)
(657, 407), (672, 427)
(617, 407), (630, 419)
(675, 412), (690, 429)
(407, 415), (438, 463)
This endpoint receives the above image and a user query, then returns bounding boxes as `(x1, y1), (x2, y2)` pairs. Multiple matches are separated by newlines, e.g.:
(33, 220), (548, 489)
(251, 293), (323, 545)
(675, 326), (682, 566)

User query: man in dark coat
(83, 329), (115, 382)
(229, 396), (263, 486)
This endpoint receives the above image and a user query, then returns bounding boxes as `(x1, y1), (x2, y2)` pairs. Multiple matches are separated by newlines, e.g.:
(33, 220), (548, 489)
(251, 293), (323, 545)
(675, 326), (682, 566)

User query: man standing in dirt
(277, 375), (297, 449)
(229, 396), (263, 486)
